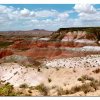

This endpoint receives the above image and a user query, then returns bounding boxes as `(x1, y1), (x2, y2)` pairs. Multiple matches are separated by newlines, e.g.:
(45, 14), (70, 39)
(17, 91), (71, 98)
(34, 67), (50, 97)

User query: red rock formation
(6, 30), (98, 59)
(9, 38), (99, 59)
(35, 41), (48, 48)
(0, 49), (13, 58)
(10, 40), (31, 50)
(18, 48), (62, 59)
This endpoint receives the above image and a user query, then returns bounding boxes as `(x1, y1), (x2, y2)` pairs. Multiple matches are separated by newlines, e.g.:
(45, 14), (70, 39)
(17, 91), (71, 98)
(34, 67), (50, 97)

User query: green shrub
(0, 83), (20, 96)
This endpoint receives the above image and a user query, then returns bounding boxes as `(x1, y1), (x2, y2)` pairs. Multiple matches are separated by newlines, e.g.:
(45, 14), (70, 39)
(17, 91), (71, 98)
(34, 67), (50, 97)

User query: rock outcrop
(0, 49), (14, 58)
(0, 27), (100, 59)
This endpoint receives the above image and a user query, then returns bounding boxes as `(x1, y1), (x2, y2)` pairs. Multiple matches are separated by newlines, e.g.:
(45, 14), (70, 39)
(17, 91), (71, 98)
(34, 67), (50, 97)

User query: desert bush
(0, 83), (21, 96)
(57, 88), (65, 96)
(48, 78), (52, 83)
(68, 83), (92, 94)
(73, 69), (76, 73)
(56, 68), (59, 71)
(19, 83), (28, 88)
(46, 67), (49, 69)
(80, 83), (91, 94)
(92, 68), (100, 74)
(51, 85), (57, 89)
(0, 83), (13, 96)
(77, 75), (95, 83)
(29, 86), (35, 90)
(33, 60), (41, 67)
(35, 83), (48, 96)
(24, 94), (31, 96)
(69, 79), (100, 94)
(69, 86), (80, 94)
(89, 80), (99, 90)
(28, 89), (32, 93)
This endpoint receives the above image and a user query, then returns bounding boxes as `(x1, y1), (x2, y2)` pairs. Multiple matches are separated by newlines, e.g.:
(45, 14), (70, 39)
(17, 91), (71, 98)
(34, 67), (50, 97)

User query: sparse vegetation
(68, 86), (80, 94)
(0, 83), (21, 96)
(73, 68), (76, 73)
(51, 85), (57, 89)
(0, 27), (100, 96)
(56, 68), (59, 71)
(48, 78), (52, 83)
(79, 83), (92, 94)
(29, 86), (35, 90)
(35, 83), (48, 96)
(28, 89), (32, 94)
(92, 68), (100, 74)
(55, 77), (100, 95)
(33, 60), (41, 67)
(69, 79), (100, 94)
(19, 83), (28, 88)
(46, 67), (49, 69)
(77, 75), (95, 83)
(57, 87), (66, 96)
(0, 42), (13, 48)
(25, 64), (33, 68)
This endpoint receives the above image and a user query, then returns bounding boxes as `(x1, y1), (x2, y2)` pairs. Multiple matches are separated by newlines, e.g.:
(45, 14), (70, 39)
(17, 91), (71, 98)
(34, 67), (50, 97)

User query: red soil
(0, 49), (14, 58)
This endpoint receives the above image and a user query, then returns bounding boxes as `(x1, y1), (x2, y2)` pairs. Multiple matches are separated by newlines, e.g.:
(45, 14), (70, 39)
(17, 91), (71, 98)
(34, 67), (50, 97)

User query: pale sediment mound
(0, 54), (41, 66)
(0, 63), (44, 87)
(82, 46), (100, 51)
(44, 55), (100, 68)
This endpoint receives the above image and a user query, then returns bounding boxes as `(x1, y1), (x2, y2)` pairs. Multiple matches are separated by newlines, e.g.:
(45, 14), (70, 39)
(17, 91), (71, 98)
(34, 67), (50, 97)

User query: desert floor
(1, 55), (100, 96)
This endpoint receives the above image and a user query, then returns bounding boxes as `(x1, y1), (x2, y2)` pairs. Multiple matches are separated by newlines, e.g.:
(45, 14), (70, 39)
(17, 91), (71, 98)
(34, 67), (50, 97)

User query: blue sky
(5, 4), (74, 11)
(0, 4), (100, 31)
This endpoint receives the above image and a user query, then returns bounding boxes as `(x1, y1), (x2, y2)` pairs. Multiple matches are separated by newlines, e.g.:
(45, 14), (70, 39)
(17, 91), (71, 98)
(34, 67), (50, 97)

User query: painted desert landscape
(0, 4), (100, 96)
(0, 27), (100, 96)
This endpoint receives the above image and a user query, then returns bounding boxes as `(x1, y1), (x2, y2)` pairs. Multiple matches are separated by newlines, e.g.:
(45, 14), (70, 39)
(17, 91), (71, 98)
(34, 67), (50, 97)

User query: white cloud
(0, 4), (99, 31)
(34, 10), (58, 18)
(58, 12), (69, 18)
(0, 5), (70, 30)
(20, 8), (30, 17)
(56, 12), (69, 22)
(79, 12), (100, 21)
(74, 4), (100, 21)
(0, 5), (14, 13)
(31, 19), (39, 23)
(30, 11), (35, 17)
(74, 4), (96, 14)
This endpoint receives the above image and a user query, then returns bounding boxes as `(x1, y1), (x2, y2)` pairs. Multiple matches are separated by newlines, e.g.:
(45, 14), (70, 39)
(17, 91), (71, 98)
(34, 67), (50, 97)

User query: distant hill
(0, 29), (53, 37)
